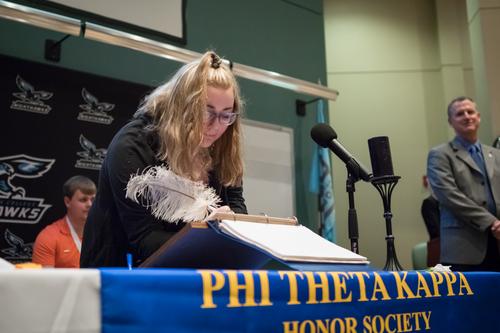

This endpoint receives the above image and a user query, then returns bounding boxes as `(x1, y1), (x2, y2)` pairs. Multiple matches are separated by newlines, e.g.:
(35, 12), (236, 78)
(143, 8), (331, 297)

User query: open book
(140, 213), (369, 269)
(215, 215), (368, 264)
(219, 220), (368, 264)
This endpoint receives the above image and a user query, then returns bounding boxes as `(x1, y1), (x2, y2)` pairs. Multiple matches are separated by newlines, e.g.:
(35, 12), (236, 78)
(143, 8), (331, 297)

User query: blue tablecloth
(100, 269), (500, 333)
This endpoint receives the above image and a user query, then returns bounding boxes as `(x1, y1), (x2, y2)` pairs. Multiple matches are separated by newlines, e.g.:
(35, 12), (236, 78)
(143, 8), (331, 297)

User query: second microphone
(310, 123), (372, 182)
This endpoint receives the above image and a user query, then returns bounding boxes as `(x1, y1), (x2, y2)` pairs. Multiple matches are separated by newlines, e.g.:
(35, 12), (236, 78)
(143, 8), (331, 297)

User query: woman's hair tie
(210, 53), (222, 69)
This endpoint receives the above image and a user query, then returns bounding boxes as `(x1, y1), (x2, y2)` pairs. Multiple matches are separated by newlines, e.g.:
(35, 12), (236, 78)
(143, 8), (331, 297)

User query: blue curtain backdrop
(309, 100), (336, 242)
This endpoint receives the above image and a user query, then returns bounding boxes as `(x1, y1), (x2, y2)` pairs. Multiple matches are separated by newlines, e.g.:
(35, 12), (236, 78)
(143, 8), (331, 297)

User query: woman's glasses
(203, 109), (239, 126)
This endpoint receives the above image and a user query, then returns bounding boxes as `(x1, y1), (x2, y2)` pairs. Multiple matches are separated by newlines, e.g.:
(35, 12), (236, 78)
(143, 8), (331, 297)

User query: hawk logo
(10, 75), (53, 114)
(75, 135), (107, 170)
(77, 88), (115, 125)
(1, 229), (33, 261)
(0, 154), (54, 224)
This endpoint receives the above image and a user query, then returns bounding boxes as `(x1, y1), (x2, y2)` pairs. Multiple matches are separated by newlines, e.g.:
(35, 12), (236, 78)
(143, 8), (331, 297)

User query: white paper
(219, 220), (369, 264)
(0, 257), (14, 270)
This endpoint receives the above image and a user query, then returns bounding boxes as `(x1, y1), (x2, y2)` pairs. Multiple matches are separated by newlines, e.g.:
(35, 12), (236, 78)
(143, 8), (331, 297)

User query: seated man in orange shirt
(32, 175), (96, 268)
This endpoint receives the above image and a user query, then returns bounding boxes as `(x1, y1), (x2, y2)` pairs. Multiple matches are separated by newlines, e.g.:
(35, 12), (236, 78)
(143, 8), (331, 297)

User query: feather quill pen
(125, 166), (221, 223)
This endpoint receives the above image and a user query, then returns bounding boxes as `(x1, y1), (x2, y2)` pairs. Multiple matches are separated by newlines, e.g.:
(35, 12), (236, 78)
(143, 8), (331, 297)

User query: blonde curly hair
(137, 51), (244, 186)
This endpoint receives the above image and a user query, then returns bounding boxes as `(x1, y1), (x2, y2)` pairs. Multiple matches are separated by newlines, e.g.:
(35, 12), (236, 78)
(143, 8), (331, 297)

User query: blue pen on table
(126, 253), (133, 270)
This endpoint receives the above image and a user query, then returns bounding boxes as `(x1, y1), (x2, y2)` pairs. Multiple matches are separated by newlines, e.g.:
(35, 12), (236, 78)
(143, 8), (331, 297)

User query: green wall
(324, 0), (442, 268)
(0, 0), (328, 231)
(323, 0), (481, 269)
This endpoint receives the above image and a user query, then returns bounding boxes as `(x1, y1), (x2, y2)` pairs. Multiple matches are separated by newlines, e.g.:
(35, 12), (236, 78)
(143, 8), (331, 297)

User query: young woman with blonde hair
(81, 51), (247, 267)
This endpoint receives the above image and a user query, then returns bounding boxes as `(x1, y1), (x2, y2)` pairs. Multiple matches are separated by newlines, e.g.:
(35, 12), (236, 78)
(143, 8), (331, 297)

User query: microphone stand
(370, 175), (403, 271)
(317, 195), (324, 236)
(346, 172), (360, 254)
(345, 160), (363, 254)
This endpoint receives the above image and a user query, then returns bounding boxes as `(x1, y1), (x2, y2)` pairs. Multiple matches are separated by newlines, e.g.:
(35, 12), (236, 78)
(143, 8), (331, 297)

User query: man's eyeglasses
(203, 109), (239, 126)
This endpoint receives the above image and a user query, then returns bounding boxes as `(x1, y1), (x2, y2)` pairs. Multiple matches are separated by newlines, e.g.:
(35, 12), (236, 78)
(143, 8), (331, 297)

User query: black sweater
(80, 115), (247, 267)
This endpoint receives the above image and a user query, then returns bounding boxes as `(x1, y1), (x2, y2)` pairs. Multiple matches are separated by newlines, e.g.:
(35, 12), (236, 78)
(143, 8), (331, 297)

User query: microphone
(367, 136), (394, 177)
(311, 123), (372, 182)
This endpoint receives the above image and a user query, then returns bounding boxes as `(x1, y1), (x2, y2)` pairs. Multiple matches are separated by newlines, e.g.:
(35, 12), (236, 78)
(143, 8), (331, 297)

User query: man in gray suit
(427, 96), (500, 271)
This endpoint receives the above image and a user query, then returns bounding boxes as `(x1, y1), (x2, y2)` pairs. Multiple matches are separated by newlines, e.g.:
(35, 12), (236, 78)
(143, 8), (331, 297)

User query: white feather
(125, 166), (221, 223)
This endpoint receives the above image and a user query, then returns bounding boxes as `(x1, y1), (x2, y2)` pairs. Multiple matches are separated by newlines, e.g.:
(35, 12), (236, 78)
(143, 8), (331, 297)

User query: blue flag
(309, 99), (336, 242)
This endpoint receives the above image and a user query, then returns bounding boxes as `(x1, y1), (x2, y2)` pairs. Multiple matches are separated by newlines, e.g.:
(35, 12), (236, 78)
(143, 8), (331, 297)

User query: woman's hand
(204, 205), (233, 221)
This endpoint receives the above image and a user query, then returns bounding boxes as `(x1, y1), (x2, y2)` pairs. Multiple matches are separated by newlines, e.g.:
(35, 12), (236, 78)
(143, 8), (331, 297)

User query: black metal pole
(346, 172), (360, 254)
(371, 176), (403, 271)
(317, 194), (324, 236)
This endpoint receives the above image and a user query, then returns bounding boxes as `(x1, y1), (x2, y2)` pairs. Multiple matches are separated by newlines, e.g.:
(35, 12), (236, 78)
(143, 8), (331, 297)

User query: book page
(218, 220), (369, 264)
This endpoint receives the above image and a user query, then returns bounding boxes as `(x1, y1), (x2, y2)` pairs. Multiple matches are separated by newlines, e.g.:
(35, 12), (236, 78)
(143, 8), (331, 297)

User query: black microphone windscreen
(368, 136), (394, 177)
(310, 123), (338, 148)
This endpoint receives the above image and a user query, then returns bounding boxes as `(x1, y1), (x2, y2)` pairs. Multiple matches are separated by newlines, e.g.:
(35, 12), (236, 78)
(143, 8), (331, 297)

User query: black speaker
(368, 136), (394, 177)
